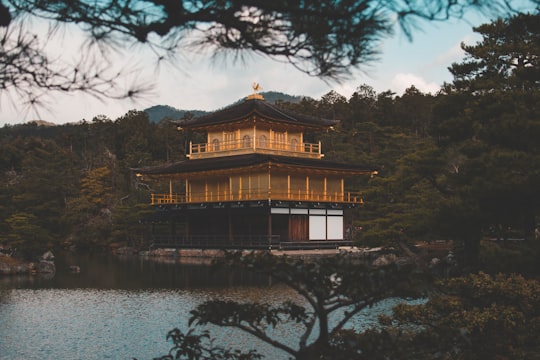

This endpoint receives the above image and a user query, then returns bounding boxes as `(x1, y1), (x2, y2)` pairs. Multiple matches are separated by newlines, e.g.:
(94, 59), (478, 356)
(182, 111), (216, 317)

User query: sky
(0, 8), (526, 126)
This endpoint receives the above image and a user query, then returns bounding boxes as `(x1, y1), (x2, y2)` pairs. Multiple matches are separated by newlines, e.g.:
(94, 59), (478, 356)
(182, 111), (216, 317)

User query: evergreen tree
(1, 136), (79, 256)
(429, 12), (540, 266)
(372, 272), (540, 359)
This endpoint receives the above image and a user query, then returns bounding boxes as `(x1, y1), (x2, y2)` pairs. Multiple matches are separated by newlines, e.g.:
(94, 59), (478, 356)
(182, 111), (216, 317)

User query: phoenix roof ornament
(247, 82), (264, 100)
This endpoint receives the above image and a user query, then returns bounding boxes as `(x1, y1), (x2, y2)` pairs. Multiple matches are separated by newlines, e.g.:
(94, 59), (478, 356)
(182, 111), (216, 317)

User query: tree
(0, 109), (175, 255)
(5, 212), (51, 257)
(372, 272), (540, 359)
(79, 166), (113, 206)
(0, 0), (530, 109)
(154, 255), (540, 360)
(330, 85), (445, 248)
(394, 86), (434, 137)
(449, 12), (540, 92)
(358, 138), (446, 247)
(1, 136), (80, 256)
(159, 252), (426, 360)
(412, 12), (540, 267)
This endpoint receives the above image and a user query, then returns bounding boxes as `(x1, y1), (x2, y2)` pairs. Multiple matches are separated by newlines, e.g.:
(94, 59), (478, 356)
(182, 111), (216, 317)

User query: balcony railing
(188, 139), (322, 159)
(151, 190), (363, 205)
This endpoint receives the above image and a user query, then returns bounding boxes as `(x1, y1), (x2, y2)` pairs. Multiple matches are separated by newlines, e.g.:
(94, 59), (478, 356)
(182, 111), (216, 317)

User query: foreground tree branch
(165, 251), (428, 359)
(0, 0), (531, 115)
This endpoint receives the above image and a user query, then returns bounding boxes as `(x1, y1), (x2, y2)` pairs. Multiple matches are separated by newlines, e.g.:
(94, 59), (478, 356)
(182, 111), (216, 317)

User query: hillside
(248, 91), (305, 104)
(144, 91), (305, 123)
(143, 105), (207, 123)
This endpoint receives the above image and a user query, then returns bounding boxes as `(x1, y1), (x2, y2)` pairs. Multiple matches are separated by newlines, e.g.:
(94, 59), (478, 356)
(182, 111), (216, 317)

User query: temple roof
(177, 98), (338, 130)
(134, 153), (374, 177)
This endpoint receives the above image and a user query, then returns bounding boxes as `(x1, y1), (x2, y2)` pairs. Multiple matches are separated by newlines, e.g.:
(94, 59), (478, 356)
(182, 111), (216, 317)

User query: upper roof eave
(176, 98), (338, 130)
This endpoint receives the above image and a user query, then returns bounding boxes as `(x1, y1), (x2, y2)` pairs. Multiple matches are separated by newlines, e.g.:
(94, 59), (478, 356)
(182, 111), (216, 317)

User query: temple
(135, 88), (376, 250)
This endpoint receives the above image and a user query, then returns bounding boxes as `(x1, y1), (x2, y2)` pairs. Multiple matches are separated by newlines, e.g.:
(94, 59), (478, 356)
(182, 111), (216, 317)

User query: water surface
(0, 252), (289, 359)
(0, 252), (417, 359)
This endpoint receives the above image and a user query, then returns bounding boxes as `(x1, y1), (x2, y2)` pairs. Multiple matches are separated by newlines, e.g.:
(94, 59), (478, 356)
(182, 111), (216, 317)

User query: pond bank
(0, 256), (56, 275)
(2, 242), (453, 276)
(0, 250), (56, 276)
(131, 246), (385, 259)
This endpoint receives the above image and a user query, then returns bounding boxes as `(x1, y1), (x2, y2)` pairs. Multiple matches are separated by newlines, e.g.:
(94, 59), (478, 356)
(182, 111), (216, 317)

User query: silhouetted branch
(0, 0), (530, 114)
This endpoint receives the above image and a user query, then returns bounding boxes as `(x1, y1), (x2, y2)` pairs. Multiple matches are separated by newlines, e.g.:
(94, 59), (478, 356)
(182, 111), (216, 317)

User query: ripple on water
(0, 287), (422, 360)
(0, 287), (299, 360)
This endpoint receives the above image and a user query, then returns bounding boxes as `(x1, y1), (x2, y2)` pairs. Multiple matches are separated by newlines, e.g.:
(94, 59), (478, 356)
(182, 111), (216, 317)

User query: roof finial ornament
(253, 82), (262, 93)
(247, 82), (264, 100)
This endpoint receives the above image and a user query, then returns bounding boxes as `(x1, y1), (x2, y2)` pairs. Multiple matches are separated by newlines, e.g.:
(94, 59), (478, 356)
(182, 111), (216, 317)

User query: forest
(1, 11), (539, 359)
(1, 13), (539, 276)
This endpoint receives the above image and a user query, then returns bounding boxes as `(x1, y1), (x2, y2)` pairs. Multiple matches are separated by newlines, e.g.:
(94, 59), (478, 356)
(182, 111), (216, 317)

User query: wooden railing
(151, 190), (363, 205)
(188, 139), (322, 159)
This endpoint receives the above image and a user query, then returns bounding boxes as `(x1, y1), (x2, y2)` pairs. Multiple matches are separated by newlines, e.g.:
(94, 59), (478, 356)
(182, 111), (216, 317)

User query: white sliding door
(309, 216), (326, 240)
(327, 216), (343, 240)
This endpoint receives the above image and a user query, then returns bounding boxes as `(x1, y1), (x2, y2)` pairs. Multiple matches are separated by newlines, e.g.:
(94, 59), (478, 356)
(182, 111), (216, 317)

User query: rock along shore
(0, 251), (56, 276)
(136, 246), (386, 260)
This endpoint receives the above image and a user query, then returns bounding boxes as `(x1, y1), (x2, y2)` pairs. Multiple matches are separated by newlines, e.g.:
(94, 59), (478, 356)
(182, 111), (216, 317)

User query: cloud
(434, 43), (464, 67)
(1, 14), (493, 125)
(154, 54), (332, 111)
(434, 33), (479, 67)
(390, 73), (441, 95)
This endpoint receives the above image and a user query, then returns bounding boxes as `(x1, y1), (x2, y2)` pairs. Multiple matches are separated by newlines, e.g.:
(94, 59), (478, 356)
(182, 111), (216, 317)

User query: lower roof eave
(151, 199), (360, 212)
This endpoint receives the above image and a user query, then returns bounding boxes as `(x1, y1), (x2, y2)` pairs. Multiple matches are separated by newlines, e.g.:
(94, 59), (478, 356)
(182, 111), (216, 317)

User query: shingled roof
(177, 98), (338, 130)
(134, 153), (374, 177)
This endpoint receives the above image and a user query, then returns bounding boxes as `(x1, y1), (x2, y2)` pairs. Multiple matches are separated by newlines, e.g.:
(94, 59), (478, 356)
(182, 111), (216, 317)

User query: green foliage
(4, 212), (51, 257)
(110, 204), (154, 247)
(478, 240), (540, 276)
(156, 257), (540, 360)
(0, 136), (80, 256)
(0, 111), (171, 257)
(409, 12), (540, 267)
(2, 0), (529, 116)
(80, 166), (113, 207)
(160, 252), (428, 360)
(153, 328), (262, 360)
(376, 272), (540, 359)
(449, 13), (540, 92)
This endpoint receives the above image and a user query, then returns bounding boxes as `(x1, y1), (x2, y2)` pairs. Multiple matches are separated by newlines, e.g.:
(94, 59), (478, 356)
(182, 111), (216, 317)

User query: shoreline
(136, 246), (382, 259)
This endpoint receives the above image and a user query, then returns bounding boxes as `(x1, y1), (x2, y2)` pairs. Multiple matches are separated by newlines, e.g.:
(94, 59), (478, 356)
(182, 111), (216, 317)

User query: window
(223, 131), (236, 150)
(290, 138), (299, 151)
(243, 135), (251, 148)
(212, 139), (220, 151)
(259, 135), (267, 148)
(275, 131), (286, 149)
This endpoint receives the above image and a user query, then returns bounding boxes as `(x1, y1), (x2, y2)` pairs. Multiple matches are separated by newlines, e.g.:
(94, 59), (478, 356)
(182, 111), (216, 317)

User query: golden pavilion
(135, 88), (375, 249)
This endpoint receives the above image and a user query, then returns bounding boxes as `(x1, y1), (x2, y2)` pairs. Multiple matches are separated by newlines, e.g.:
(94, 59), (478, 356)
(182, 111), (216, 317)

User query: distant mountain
(249, 91), (305, 104)
(144, 105), (208, 123)
(144, 91), (306, 123)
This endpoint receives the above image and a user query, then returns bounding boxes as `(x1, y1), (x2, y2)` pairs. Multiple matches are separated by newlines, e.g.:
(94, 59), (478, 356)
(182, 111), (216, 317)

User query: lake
(0, 252), (416, 359)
